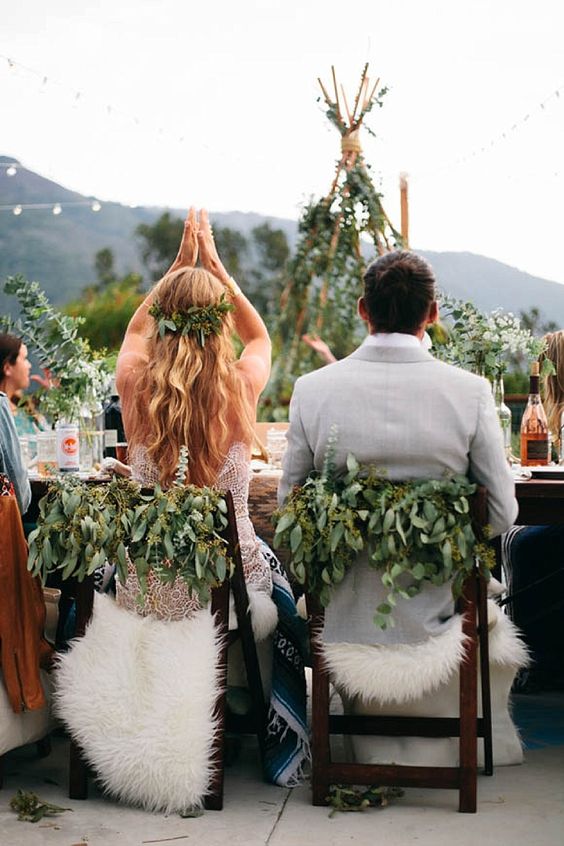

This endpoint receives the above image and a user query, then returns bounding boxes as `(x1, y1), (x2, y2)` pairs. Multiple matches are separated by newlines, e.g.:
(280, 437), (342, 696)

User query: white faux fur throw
(229, 587), (278, 641)
(323, 600), (529, 706)
(54, 594), (223, 814)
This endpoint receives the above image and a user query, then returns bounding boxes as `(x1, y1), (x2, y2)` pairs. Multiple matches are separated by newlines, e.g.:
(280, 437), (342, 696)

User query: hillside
(2, 156), (564, 326)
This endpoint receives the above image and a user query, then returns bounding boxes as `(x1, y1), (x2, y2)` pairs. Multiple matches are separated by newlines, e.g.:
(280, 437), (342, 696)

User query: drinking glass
(266, 429), (287, 469)
(19, 436), (30, 469)
(36, 432), (57, 476)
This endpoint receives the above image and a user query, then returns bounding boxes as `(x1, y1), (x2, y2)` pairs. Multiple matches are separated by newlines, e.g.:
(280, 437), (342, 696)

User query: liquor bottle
(103, 379), (125, 459)
(520, 362), (549, 466)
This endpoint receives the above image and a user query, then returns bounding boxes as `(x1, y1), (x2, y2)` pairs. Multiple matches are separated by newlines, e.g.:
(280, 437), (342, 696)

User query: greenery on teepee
(262, 65), (403, 419)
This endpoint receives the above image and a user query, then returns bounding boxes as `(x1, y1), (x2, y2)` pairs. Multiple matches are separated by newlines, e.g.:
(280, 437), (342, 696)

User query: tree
(136, 212), (184, 281)
(94, 248), (118, 288)
(248, 223), (290, 318)
(135, 212), (291, 317)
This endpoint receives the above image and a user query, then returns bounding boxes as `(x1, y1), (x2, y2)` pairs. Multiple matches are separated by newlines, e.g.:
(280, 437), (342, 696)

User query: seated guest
(279, 250), (529, 766)
(502, 329), (564, 691)
(0, 334), (49, 464)
(55, 208), (308, 814)
(0, 389), (30, 514)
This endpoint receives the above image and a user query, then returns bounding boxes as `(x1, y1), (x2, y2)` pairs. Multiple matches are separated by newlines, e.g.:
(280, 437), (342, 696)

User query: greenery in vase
(273, 437), (493, 629)
(27, 470), (233, 607)
(1, 275), (113, 422)
(434, 295), (552, 380)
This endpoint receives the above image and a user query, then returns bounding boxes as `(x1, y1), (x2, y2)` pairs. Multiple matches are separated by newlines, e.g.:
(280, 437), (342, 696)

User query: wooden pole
(399, 171), (409, 249)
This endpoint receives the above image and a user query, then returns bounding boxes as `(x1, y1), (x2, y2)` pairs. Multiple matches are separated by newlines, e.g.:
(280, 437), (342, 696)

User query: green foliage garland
(434, 295), (553, 380)
(273, 452), (493, 629)
(28, 475), (233, 607)
(1, 275), (112, 421)
(148, 294), (234, 346)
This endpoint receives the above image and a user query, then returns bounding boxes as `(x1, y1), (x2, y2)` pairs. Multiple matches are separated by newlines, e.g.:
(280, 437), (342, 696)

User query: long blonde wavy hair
(542, 330), (564, 445)
(128, 267), (255, 487)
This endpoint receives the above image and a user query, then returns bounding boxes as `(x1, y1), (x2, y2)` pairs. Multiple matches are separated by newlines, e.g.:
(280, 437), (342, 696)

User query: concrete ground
(1, 692), (563, 846)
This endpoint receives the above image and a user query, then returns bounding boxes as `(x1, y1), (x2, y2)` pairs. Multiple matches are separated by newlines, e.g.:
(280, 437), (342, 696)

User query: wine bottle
(520, 362), (549, 466)
(103, 379), (125, 459)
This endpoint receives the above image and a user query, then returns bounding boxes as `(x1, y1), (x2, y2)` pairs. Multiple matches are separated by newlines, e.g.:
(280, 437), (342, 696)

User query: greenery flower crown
(148, 294), (235, 347)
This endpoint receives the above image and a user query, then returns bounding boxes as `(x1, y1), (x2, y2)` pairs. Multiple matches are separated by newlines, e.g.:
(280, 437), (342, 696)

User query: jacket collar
(347, 344), (435, 364)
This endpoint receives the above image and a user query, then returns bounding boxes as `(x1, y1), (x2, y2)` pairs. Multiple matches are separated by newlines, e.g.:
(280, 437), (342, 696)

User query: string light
(0, 54), (233, 161)
(410, 82), (564, 182)
(0, 199), (103, 214)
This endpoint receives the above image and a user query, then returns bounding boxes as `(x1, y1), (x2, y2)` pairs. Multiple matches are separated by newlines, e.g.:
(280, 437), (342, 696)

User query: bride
(55, 209), (308, 813)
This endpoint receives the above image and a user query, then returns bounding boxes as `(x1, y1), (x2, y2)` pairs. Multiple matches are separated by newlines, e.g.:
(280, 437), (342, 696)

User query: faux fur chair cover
(55, 594), (223, 814)
(323, 601), (529, 767)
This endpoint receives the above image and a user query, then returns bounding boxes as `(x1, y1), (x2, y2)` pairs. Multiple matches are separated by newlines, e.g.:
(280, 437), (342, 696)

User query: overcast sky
(1, 0), (563, 282)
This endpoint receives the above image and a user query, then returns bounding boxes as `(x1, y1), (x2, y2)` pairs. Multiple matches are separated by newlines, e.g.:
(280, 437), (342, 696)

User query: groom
(278, 250), (518, 645)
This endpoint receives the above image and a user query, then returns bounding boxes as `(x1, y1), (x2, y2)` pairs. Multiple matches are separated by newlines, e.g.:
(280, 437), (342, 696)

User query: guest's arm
(278, 379), (314, 506)
(302, 334), (337, 365)
(468, 379), (518, 536)
(116, 207), (199, 396)
(198, 209), (271, 396)
(0, 395), (31, 515)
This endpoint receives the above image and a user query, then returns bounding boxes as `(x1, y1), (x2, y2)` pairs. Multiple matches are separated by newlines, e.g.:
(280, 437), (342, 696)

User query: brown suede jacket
(0, 496), (53, 713)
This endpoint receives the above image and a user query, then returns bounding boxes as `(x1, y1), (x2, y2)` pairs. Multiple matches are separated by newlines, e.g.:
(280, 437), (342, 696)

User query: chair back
(306, 484), (492, 814)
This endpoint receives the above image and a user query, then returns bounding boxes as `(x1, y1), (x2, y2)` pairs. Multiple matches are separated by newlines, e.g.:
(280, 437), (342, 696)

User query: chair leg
(307, 597), (331, 806)
(36, 735), (51, 758)
(225, 494), (268, 770)
(458, 576), (478, 813)
(477, 576), (493, 775)
(69, 739), (88, 800)
(204, 579), (230, 811)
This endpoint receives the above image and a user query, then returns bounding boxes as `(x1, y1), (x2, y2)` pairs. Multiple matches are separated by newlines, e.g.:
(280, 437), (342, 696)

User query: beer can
(56, 423), (80, 472)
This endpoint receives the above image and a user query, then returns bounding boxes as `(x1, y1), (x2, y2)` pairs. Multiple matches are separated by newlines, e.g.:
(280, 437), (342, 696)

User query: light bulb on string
(6, 165), (17, 176)
(13, 205), (22, 216)
(52, 203), (62, 215)
(91, 200), (101, 212)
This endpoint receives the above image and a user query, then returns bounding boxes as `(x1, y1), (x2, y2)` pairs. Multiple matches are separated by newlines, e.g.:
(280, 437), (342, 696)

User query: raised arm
(197, 209), (271, 395)
(116, 207), (199, 395)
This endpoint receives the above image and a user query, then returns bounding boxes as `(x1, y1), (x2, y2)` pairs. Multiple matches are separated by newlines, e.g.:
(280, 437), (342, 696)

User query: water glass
(36, 432), (57, 476)
(19, 436), (30, 469)
(266, 428), (287, 469)
(79, 429), (105, 473)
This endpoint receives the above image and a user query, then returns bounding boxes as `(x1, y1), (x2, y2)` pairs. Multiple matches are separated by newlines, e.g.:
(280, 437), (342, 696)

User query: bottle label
(526, 439), (549, 462)
(56, 426), (80, 471)
(104, 429), (118, 447)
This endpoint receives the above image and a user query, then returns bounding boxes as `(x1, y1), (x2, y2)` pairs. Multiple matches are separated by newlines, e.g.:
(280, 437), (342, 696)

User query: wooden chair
(306, 487), (493, 814)
(68, 490), (267, 812)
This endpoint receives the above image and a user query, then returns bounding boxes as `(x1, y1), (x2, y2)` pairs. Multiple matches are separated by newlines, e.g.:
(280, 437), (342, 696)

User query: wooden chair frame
(306, 487), (493, 814)
(68, 490), (267, 812)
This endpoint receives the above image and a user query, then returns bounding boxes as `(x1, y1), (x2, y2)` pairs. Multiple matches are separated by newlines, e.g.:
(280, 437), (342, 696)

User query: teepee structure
(264, 64), (404, 416)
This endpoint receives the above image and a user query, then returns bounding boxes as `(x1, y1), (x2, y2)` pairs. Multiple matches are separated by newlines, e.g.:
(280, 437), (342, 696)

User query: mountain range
(2, 155), (564, 327)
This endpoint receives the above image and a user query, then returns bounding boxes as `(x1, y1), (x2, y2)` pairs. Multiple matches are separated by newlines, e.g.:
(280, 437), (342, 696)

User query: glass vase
(492, 375), (512, 461)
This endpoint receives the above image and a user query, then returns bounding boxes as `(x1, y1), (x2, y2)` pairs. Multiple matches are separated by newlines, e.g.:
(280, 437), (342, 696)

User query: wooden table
(514, 478), (564, 525)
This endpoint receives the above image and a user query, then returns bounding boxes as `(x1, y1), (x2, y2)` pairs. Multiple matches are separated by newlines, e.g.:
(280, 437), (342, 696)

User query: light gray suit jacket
(278, 344), (518, 645)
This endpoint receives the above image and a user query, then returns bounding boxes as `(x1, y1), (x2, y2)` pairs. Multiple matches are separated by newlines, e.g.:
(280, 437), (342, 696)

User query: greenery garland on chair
(273, 440), (494, 629)
(28, 469), (233, 607)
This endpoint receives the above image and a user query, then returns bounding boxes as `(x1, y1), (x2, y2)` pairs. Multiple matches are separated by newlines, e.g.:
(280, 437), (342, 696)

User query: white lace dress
(116, 442), (275, 629)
